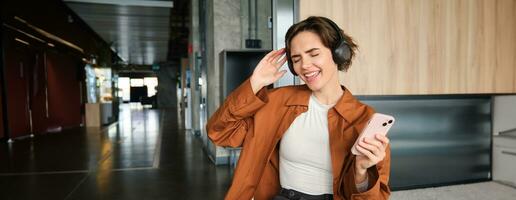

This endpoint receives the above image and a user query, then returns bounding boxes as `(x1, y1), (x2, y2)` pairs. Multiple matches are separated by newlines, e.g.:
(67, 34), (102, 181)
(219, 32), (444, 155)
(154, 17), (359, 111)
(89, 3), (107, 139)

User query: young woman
(207, 16), (391, 200)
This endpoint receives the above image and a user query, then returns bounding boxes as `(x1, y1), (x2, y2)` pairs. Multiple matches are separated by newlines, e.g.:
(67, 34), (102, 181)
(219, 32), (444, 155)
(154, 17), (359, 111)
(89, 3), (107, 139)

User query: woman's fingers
(359, 137), (387, 159)
(276, 55), (288, 69)
(375, 134), (390, 148)
(271, 51), (286, 65)
(264, 49), (280, 62)
(274, 70), (287, 80)
(359, 138), (381, 155)
(267, 48), (285, 63)
(253, 48), (287, 87)
(356, 144), (375, 160)
(356, 135), (389, 169)
(363, 137), (383, 152)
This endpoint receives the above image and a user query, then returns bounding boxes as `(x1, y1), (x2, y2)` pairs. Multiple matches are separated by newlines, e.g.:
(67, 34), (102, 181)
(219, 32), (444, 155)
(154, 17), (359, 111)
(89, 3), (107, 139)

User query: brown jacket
(207, 79), (391, 200)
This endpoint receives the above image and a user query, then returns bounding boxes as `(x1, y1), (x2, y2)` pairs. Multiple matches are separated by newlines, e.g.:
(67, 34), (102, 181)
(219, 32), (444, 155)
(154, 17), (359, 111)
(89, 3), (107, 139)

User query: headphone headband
(322, 17), (344, 48)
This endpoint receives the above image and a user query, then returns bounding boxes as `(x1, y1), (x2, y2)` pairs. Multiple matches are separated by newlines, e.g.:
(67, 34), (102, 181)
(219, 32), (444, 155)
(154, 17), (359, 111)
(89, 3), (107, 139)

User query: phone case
(351, 113), (395, 155)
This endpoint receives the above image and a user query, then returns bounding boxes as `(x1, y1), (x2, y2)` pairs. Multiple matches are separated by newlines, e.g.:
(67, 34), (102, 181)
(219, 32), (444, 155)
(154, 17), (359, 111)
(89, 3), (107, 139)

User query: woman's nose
(300, 57), (312, 69)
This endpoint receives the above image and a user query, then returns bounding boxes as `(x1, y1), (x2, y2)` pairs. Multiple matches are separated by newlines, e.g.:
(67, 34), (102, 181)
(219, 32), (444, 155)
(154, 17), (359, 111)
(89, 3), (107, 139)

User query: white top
(279, 94), (369, 195)
(279, 94), (335, 195)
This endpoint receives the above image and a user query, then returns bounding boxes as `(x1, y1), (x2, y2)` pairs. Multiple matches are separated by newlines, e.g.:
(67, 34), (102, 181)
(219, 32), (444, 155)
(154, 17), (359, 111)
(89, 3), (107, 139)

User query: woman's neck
(312, 78), (343, 105)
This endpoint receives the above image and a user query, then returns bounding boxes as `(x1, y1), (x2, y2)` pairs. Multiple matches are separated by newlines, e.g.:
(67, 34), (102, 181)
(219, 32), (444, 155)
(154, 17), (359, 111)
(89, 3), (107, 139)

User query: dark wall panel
(1, 0), (107, 139)
(46, 51), (82, 129)
(359, 95), (491, 190)
(0, 72), (4, 139)
(4, 40), (32, 138)
(30, 53), (50, 134)
(3, 34), (82, 138)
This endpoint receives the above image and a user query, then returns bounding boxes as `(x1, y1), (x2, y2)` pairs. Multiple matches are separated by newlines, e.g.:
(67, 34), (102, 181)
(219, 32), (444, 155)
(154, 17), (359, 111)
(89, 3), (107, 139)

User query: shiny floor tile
(0, 104), (231, 199)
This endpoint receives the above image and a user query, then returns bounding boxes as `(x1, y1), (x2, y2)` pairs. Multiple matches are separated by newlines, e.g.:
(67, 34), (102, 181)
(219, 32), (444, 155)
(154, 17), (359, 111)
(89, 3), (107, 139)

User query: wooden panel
(300, 0), (516, 95)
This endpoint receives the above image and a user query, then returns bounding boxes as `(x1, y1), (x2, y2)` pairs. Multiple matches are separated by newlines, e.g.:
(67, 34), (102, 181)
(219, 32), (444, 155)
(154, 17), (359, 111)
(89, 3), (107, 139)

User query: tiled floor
(0, 104), (231, 200)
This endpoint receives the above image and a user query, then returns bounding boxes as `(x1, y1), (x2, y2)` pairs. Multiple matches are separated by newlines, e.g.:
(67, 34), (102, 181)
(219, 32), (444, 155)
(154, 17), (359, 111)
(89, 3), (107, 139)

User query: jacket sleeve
(343, 106), (391, 200)
(206, 78), (269, 147)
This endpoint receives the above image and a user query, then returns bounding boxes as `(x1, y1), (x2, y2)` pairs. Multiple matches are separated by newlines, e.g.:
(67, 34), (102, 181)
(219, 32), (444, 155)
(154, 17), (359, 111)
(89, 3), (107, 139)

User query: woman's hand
(250, 48), (288, 94)
(354, 134), (390, 184)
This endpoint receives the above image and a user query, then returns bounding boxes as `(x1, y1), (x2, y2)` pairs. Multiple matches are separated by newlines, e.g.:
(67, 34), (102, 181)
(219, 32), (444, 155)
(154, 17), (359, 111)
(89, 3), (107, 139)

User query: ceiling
(64, 0), (173, 66)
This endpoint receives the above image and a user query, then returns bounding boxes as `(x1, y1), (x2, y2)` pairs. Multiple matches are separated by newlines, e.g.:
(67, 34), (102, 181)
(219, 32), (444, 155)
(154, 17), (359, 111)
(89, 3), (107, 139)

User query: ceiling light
(15, 38), (30, 46)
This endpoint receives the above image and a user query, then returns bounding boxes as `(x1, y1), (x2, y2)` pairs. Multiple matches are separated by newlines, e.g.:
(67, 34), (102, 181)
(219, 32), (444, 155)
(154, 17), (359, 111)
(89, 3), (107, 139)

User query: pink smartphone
(351, 113), (395, 156)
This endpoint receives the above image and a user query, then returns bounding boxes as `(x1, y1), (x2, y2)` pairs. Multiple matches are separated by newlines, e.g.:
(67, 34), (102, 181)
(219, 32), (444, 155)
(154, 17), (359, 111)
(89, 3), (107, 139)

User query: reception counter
(85, 102), (113, 127)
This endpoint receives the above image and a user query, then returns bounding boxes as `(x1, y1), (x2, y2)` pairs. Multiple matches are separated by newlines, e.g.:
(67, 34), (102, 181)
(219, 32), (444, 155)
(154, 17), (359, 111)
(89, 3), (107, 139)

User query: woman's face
(290, 31), (339, 92)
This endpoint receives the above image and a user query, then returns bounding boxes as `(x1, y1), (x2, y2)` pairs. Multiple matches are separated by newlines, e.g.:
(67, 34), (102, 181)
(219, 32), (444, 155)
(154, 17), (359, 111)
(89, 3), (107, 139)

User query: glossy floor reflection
(0, 104), (231, 200)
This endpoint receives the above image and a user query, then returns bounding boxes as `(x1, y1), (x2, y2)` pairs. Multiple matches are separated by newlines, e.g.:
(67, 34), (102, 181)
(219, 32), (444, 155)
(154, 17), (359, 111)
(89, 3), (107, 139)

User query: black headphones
(287, 17), (352, 76)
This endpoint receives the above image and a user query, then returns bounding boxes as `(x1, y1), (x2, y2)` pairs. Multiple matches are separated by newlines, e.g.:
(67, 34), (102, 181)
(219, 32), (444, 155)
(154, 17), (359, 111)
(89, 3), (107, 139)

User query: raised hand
(354, 134), (390, 183)
(250, 48), (288, 94)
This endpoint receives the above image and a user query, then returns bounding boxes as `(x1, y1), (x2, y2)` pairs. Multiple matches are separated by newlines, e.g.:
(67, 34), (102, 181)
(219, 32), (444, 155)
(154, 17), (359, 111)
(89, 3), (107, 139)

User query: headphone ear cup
(332, 41), (351, 65)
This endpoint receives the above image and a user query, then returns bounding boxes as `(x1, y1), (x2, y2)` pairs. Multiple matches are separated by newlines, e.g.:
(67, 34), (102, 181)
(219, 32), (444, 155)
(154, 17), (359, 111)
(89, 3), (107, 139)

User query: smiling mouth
(303, 71), (320, 82)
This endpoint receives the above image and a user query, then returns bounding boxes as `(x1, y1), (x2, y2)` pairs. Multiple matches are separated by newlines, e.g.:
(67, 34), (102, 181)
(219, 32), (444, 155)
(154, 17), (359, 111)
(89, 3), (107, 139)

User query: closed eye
(293, 54), (318, 63)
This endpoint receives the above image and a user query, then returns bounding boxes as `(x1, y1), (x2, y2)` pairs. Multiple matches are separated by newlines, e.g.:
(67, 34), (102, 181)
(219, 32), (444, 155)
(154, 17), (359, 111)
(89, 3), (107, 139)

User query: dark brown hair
(285, 16), (358, 71)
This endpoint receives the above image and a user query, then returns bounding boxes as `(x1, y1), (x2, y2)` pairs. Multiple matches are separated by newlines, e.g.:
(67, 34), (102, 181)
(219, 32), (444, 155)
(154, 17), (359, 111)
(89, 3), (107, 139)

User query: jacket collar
(285, 84), (362, 123)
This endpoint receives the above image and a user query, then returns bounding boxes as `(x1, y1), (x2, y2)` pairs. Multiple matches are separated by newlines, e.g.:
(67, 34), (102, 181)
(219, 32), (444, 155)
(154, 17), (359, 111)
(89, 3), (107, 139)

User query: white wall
(493, 95), (516, 136)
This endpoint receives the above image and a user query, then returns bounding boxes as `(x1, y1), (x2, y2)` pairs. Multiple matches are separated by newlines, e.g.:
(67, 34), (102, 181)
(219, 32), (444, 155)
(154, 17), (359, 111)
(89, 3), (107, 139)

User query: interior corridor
(0, 104), (231, 199)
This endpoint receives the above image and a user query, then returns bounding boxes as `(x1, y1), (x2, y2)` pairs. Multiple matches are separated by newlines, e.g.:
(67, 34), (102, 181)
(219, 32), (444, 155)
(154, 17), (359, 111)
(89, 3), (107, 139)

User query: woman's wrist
(355, 166), (368, 184)
(250, 75), (263, 94)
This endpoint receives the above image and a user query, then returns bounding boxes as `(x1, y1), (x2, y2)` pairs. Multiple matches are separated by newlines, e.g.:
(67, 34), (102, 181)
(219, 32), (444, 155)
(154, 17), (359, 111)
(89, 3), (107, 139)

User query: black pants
(272, 188), (333, 200)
